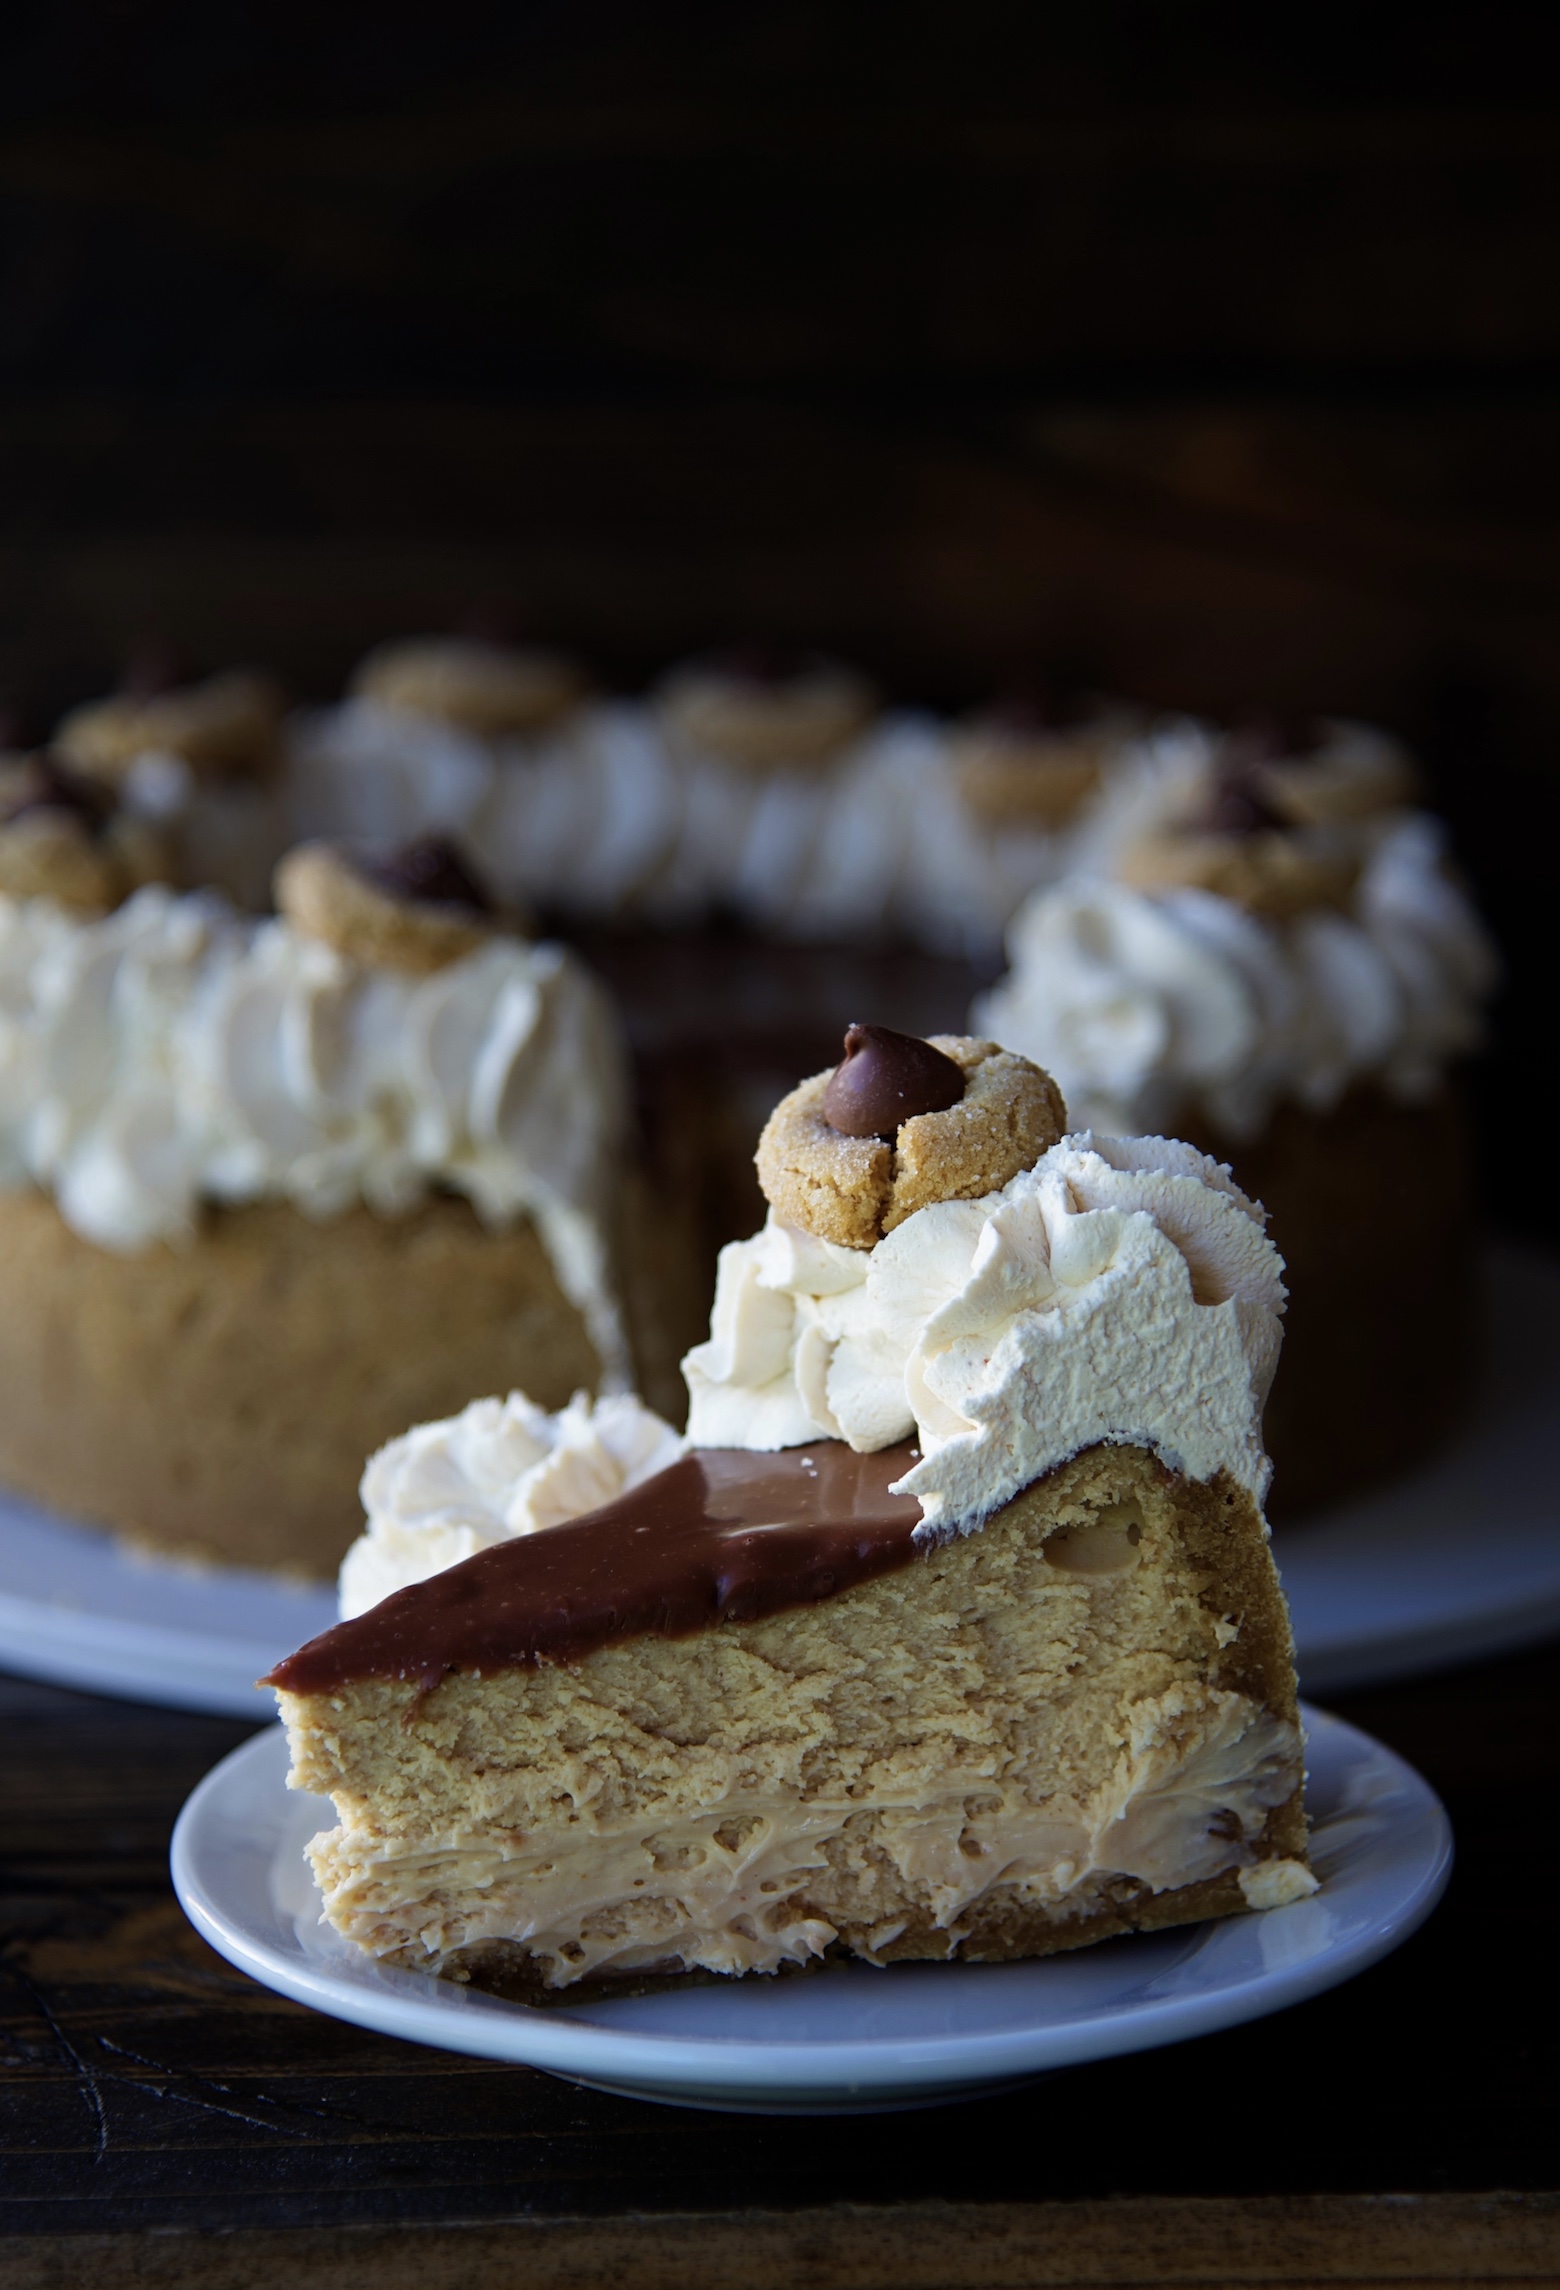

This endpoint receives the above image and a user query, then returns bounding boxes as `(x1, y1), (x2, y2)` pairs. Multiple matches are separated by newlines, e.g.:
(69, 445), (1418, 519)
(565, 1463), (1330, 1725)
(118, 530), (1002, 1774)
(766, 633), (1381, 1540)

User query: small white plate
(5, 1244), (1557, 1716)
(171, 1704), (1449, 2115)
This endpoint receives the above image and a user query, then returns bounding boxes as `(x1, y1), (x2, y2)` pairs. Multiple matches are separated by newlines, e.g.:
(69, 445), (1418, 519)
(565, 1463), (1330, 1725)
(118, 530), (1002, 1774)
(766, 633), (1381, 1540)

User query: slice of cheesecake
(271, 1433), (1306, 1994)
(269, 1027), (1311, 1993)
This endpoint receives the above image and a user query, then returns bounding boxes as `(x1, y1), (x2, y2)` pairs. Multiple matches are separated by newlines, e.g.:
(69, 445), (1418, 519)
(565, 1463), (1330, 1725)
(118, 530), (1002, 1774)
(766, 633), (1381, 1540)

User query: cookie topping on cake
(758, 1031), (1065, 1248)
(53, 668), (286, 786)
(658, 652), (877, 770)
(1, 753), (114, 833)
(823, 1024), (965, 1139)
(1226, 716), (1419, 826)
(352, 636), (586, 737)
(275, 837), (519, 974)
(949, 691), (1128, 829)
(1118, 796), (1359, 918)
(0, 753), (169, 914)
(1195, 764), (1289, 839)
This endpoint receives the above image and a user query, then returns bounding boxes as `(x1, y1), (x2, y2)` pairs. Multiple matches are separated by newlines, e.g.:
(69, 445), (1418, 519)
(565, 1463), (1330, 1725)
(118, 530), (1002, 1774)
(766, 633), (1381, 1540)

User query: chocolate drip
(362, 834), (492, 914)
(266, 1442), (924, 1693)
(824, 1024), (965, 1140)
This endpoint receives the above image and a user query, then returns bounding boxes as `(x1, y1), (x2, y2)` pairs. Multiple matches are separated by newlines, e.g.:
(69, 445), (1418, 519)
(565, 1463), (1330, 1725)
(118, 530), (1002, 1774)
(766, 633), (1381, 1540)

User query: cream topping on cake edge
(288, 695), (1127, 957)
(0, 883), (631, 1379)
(338, 1389), (686, 1619)
(684, 1132), (1285, 1534)
(333, 1129), (1284, 1607)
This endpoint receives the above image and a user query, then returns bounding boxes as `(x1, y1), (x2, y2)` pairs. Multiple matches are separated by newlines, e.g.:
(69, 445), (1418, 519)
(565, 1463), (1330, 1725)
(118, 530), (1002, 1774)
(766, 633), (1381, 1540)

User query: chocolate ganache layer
(267, 1442), (924, 1693)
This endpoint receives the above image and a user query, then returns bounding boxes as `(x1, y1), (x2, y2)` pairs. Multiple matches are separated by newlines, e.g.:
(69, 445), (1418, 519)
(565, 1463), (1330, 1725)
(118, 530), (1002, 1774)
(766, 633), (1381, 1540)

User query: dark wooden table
(2, 1639), (1557, 2289)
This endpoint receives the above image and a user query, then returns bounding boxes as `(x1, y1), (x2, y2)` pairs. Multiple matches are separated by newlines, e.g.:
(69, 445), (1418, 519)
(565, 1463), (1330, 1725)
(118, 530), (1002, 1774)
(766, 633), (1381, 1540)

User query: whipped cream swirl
(684, 1134), (1285, 1534)
(338, 1388), (685, 1619)
(0, 883), (629, 1370)
(288, 700), (1099, 956)
(975, 813), (1497, 1139)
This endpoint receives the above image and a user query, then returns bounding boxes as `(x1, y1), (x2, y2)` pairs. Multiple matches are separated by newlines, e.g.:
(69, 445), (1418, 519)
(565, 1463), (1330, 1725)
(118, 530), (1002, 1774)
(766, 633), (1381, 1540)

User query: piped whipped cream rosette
(339, 1389), (686, 1618)
(979, 805), (1496, 1141)
(285, 638), (1144, 954)
(685, 1134), (1284, 1536)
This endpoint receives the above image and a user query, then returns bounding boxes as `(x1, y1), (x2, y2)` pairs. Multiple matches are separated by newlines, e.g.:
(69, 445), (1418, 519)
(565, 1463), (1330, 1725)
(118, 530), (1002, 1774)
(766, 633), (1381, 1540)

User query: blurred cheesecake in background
(0, 831), (700, 1576)
(289, 631), (667, 918)
(9, 630), (1505, 1534)
(287, 636), (1141, 956)
(290, 632), (594, 861)
(976, 717), (1498, 1514)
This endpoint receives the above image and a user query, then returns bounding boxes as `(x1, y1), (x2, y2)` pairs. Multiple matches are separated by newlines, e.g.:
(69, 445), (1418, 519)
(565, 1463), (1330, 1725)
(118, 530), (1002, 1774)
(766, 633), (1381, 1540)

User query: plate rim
(171, 1703), (1452, 2104)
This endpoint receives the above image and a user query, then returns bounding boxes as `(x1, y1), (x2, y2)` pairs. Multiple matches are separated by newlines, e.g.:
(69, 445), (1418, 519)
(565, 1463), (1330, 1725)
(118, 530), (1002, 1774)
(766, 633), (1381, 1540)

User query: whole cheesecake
(270, 1026), (1311, 1993)
(0, 833), (699, 1575)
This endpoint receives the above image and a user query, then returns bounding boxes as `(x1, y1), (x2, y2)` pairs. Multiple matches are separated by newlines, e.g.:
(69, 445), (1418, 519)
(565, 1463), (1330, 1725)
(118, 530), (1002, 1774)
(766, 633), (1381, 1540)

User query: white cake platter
(1, 1243), (1556, 1716)
(171, 1703), (1448, 2115)
(0, 1489), (335, 1717)
(1272, 1243), (1560, 1694)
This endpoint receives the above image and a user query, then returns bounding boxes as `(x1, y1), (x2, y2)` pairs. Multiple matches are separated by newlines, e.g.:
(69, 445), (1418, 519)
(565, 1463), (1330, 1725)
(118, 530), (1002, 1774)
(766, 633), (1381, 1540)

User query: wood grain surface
(2, 1639), (1557, 2283)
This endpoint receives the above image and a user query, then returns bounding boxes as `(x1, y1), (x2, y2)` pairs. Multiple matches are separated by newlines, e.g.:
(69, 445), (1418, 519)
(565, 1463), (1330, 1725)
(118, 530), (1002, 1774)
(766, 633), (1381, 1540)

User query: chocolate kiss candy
(366, 834), (492, 914)
(824, 1024), (965, 1139)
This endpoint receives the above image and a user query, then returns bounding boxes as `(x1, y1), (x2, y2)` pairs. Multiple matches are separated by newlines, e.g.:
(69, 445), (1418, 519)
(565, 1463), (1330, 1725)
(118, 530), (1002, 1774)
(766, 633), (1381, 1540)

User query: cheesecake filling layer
(307, 1684), (1305, 1987)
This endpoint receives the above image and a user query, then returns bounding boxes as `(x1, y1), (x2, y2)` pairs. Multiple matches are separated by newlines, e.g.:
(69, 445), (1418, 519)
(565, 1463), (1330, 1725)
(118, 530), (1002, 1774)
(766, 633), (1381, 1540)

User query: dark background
(2, 1), (1557, 1207)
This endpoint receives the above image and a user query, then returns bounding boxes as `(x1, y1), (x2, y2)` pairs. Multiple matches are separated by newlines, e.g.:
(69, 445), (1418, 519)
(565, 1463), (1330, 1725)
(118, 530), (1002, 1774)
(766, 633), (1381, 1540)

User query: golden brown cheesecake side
(1198, 1086), (1478, 1518)
(0, 1189), (602, 1573)
(273, 1438), (1306, 1993)
(0, 1170), (701, 1575)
